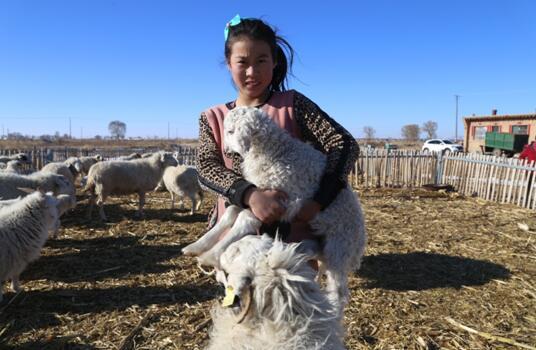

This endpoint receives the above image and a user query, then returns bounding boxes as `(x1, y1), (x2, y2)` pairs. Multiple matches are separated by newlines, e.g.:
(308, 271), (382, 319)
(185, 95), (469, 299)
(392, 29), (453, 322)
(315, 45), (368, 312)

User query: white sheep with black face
(183, 107), (366, 314)
(0, 191), (60, 302)
(205, 235), (345, 350)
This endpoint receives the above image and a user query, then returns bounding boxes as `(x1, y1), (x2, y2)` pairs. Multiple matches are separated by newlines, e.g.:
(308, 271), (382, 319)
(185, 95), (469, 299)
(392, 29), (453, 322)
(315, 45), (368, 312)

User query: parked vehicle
(422, 139), (463, 154)
(484, 132), (528, 157)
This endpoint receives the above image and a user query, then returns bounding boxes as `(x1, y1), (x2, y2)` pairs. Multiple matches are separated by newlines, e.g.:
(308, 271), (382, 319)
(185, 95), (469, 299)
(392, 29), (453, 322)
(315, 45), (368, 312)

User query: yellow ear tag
(222, 286), (236, 307)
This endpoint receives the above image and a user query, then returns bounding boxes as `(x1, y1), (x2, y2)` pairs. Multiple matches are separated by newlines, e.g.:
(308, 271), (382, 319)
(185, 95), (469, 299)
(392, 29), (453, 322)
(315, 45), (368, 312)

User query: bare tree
(422, 121), (438, 139)
(108, 120), (127, 139)
(363, 126), (376, 140)
(401, 124), (421, 141)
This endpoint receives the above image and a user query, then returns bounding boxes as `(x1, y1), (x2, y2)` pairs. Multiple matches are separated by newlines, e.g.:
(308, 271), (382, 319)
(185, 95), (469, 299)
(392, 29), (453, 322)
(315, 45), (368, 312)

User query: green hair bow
(224, 14), (242, 41)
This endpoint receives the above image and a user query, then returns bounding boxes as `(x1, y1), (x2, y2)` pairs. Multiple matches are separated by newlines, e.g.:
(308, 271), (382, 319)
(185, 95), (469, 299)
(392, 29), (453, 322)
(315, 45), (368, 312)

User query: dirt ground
(0, 187), (534, 349)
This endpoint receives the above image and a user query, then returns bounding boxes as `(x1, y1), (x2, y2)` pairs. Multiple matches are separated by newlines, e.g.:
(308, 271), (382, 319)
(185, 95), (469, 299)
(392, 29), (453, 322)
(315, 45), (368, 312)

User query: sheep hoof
(182, 243), (201, 256)
(197, 251), (219, 268)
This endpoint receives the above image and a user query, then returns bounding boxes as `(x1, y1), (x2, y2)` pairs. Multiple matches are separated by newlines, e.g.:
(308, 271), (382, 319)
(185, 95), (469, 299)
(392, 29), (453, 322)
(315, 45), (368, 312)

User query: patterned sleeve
(293, 91), (359, 209)
(196, 113), (255, 207)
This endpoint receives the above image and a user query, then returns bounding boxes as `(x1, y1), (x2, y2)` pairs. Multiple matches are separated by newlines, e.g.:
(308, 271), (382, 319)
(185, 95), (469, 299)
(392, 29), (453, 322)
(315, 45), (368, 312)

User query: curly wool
(206, 236), (345, 350)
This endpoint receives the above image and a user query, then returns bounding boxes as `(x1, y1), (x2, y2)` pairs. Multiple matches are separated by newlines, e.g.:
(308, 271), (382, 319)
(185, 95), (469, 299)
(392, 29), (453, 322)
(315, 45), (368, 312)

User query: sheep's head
(158, 151), (178, 167)
(219, 235), (321, 324)
(54, 174), (75, 196)
(71, 159), (83, 174)
(223, 107), (274, 156)
(42, 192), (61, 235)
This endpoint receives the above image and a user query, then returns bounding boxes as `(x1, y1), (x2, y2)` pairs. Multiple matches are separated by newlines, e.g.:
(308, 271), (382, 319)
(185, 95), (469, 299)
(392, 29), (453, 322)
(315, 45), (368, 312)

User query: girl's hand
(244, 188), (288, 224)
(295, 200), (322, 223)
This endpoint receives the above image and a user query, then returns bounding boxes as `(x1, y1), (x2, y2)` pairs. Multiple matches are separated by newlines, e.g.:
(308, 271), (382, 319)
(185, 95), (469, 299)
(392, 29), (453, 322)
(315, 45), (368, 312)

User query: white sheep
(0, 160), (24, 174)
(0, 193), (75, 238)
(183, 107), (366, 313)
(117, 152), (142, 161)
(0, 172), (74, 200)
(206, 235), (345, 350)
(84, 151), (178, 220)
(159, 165), (204, 214)
(41, 159), (83, 186)
(66, 155), (102, 176)
(0, 190), (60, 302)
(0, 153), (30, 164)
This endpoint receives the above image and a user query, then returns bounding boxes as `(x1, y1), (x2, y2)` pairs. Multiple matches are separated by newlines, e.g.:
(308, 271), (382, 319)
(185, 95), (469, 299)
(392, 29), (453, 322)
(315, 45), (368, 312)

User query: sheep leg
(137, 192), (146, 218)
(198, 209), (261, 268)
(325, 268), (349, 317)
(182, 205), (242, 256)
(195, 191), (204, 211)
(11, 276), (21, 293)
(189, 193), (196, 215)
(169, 191), (175, 209)
(87, 192), (96, 220)
(96, 184), (107, 221)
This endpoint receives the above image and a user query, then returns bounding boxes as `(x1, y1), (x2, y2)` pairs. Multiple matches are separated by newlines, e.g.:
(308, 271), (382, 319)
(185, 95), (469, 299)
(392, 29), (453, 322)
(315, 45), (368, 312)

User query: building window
(474, 126), (487, 140)
(511, 125), (528, 135)
(491, 125), (500, 132)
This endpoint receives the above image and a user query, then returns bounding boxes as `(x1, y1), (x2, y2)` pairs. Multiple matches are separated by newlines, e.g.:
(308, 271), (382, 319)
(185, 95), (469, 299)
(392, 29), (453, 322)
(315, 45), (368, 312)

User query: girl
(197, 15), (358, 242)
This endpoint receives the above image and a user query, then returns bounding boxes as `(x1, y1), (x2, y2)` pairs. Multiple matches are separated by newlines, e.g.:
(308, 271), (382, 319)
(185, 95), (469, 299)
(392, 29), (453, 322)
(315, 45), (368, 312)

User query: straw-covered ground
(0, 187), (534, 349)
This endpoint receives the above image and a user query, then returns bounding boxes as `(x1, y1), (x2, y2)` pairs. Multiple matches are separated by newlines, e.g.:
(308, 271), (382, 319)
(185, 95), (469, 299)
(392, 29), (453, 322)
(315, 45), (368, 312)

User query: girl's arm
(293, 91), (359, 210)
(196, 113), (255, 207)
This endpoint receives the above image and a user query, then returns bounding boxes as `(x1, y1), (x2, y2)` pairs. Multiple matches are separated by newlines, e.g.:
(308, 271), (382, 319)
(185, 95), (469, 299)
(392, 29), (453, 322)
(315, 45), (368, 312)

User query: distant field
(0, 138), (423, 151)
(0, 138), (199, 150)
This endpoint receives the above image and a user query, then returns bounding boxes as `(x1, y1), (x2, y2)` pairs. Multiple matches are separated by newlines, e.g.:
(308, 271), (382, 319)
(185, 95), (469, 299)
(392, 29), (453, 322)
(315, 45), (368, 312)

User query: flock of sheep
(0, 151), (203, 303)
(1, 106), (367, 349)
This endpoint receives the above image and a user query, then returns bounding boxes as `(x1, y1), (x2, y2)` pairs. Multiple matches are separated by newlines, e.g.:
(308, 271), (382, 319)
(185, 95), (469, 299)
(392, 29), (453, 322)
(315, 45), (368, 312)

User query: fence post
(435, 152), (444, 185)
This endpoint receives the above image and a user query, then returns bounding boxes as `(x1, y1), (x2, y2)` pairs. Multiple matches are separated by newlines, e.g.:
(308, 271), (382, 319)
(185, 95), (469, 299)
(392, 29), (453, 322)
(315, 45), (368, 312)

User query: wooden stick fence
(353, 150), (439, 189)
(352, 150), (536, 209)
(442, 153), (536, 209)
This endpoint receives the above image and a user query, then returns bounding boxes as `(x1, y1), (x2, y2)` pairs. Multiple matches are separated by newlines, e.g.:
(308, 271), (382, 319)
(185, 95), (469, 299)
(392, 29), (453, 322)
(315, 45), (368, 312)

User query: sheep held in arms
(84, 151), (178, 220)
(0, 191), (60, 302)
(205, 235), (345, 350)
(183, 107), (366, 313)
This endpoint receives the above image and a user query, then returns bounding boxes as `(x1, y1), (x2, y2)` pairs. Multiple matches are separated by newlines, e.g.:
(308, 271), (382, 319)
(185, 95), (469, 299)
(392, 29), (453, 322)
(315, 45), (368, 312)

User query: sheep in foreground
(159, 165), (204, 214)
(41, 159), (83, 185)
(0, 193), (75, 238)
(0, 172), (74, 200)
(84, 151), (178, 220)
(183, 107), (366, 313)
(0, 160), (24, 174)
(205, 235), (344, 350)
(0, 190), (60, 302)
(66, 155), (103, 176)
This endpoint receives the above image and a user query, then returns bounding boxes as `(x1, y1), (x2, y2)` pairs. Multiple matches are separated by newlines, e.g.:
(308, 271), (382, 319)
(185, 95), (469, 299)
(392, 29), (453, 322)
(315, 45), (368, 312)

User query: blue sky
(1, 0), (535, 139)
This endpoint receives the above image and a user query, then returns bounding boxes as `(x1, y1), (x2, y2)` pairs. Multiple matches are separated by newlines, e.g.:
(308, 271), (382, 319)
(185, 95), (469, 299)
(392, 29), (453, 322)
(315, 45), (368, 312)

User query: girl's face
(227, 37), (276, 102)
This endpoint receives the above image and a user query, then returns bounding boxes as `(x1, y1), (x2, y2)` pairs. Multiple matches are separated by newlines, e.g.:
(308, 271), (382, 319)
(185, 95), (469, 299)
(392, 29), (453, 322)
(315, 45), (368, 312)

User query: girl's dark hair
(225, 18), (295, 92)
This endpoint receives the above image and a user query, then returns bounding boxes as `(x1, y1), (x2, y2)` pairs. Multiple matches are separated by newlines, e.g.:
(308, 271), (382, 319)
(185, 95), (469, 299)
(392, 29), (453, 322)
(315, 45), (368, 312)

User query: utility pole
(69, 117), (72, 139)
(455, 95), (460, 141)
(167, 122), (170, 140)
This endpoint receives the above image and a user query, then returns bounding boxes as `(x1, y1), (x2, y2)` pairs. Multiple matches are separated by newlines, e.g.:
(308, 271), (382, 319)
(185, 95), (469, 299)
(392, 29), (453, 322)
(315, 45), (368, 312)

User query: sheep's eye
(227, 130), (234, 135)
